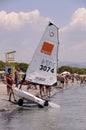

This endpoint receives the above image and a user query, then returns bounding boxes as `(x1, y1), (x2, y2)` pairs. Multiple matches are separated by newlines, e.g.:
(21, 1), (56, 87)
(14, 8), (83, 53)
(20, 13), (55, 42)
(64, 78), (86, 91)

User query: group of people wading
(57, 72), (86, 89)
(5, 67), (52, 102)
(27, 84), (51, 99)
(5, 67), (86, 102)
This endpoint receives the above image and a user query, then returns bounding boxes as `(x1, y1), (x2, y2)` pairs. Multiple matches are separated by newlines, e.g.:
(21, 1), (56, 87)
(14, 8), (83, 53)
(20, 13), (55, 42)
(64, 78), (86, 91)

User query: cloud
(61, 8), (86, 32)
(0, 11), (21, 29)
(0, 8), (86, 64)
(0, 9), (50, 63)
(59, 8), (86, 62)
(0, 9), (50, 30)
(71, 8), (86, 27)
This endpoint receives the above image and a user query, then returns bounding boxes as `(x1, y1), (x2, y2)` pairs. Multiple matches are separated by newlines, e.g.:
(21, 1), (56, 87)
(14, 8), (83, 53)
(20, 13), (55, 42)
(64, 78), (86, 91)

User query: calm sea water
(0, 83), (86, 130)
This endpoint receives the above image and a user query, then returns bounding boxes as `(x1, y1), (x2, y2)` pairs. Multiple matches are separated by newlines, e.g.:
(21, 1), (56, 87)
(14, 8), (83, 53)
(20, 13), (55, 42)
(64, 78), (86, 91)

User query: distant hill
(58, 61), (86, 68)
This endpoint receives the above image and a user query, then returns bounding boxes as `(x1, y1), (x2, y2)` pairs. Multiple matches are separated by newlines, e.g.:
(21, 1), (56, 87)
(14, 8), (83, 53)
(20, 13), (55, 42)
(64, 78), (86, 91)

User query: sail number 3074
(40, 65), (54, 73)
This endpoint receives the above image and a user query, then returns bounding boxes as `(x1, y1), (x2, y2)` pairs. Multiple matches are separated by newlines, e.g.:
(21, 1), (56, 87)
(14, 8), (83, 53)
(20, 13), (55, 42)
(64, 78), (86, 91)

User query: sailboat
(26, 22), (59, 86)
(13, 21), (60, 108)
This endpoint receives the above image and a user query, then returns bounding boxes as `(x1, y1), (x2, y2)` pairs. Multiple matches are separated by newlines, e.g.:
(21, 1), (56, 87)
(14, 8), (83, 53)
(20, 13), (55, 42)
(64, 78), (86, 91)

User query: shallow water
(0, 84), (86, 130)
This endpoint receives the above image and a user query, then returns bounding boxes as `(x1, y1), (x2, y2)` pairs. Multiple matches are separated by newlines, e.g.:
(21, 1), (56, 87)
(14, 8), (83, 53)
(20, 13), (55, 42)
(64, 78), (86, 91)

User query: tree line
(0, 61), (86, 74)
(0, 61), (28, 72)
(58, 66), (86, 74)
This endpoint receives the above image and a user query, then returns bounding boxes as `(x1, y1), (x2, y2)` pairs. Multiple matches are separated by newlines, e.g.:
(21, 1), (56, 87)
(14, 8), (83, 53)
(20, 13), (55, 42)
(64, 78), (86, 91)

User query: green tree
(0, 61), (5, 70)
(58, 66), (73, 73)
(15, 62), (28, 72)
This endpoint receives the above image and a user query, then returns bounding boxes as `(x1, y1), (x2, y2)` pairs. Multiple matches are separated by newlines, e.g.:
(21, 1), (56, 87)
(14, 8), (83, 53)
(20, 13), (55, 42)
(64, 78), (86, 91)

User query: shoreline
(0, 82), (59, 111)
(0, 80), (80, 112)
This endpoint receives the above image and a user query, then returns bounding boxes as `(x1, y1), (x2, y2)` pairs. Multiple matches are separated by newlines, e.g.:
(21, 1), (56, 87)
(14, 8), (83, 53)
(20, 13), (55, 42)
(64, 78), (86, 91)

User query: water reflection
(0, 106), (59, 130)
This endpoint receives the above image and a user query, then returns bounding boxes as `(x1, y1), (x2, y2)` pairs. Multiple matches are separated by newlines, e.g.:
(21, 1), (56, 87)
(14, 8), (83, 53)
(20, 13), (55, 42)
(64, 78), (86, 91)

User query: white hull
(13, 87), (60, 108)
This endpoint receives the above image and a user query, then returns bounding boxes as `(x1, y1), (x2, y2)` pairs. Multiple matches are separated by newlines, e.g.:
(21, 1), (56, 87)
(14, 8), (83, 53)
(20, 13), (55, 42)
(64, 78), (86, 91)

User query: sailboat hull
(13, 88), (60, 108)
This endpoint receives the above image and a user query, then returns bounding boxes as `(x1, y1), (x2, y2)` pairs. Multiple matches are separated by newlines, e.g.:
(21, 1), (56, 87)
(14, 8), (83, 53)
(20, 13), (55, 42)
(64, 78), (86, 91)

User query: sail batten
(26, 22), (59, 86)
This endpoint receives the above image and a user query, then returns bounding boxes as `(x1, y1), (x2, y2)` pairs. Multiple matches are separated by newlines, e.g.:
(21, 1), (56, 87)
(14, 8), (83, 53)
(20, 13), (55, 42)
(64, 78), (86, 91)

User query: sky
(0, 0), (86, 64)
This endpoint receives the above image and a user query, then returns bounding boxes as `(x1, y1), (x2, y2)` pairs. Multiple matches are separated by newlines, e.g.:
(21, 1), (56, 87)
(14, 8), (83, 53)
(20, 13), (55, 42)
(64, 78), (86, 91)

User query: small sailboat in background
(13, 21), (60, 108)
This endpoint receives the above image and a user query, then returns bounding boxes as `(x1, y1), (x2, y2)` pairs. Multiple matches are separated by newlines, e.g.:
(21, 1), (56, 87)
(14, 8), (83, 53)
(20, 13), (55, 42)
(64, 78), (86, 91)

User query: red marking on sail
(41, 42), (54, 55)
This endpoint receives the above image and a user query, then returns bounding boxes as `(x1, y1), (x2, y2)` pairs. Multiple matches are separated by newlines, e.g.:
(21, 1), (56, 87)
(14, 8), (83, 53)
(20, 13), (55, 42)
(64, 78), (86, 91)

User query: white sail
(26, 22), (59, 86)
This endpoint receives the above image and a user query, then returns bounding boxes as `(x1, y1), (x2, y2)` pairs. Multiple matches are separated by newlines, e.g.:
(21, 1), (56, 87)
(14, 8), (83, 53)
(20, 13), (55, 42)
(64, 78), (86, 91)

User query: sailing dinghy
(13, 22), (60, 108)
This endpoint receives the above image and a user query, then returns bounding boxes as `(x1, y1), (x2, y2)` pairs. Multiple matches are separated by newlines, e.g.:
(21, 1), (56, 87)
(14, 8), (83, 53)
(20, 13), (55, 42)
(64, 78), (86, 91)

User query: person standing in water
(14, 68), (20, 87)
(60, 74), (65, 89)
(6, 73), (16, 102)
(45, 85), (51, 98)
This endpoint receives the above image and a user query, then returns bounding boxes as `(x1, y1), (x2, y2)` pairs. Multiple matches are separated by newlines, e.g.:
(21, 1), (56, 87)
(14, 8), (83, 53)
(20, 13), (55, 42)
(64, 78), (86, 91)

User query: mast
(56, 27), (60, 87)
